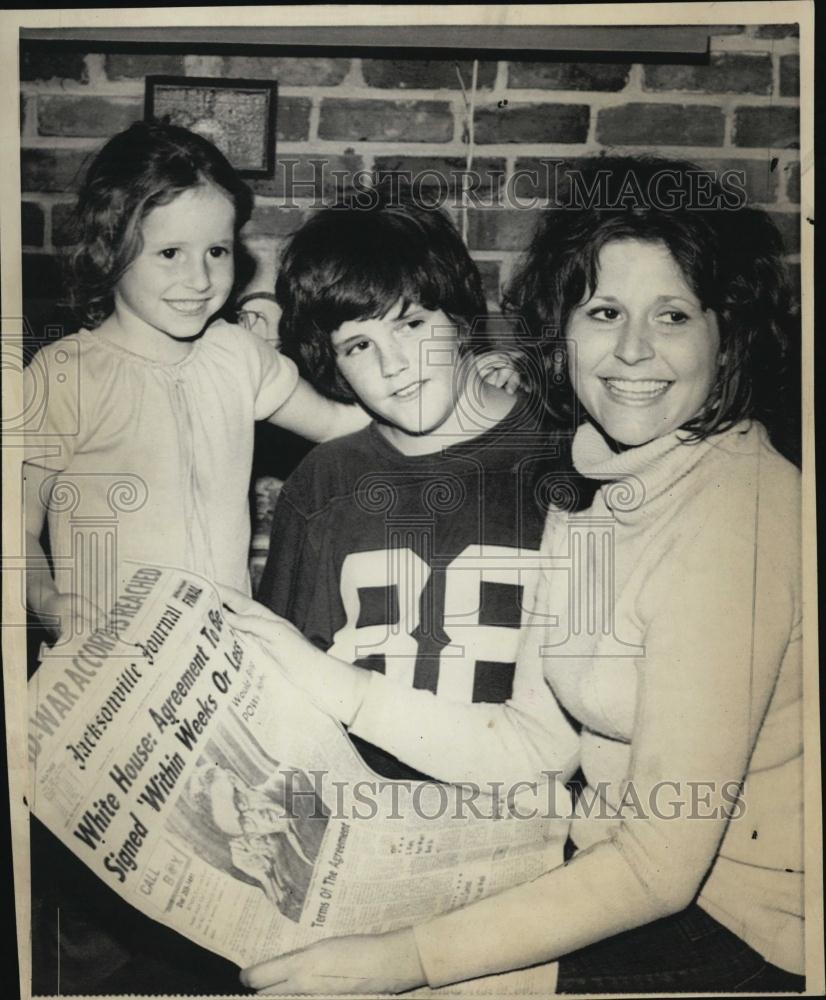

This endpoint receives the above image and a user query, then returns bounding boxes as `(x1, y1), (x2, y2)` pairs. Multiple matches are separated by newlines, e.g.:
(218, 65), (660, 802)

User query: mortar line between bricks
(470, 249), (518, 260)
(469, 92), (610, 105)
(23, 141), (802, 164)
(84, 53), (107, 87)
(306, 97), (321, 144)
(260, 149), (801, 182)
(755, 201), (800, 214)
(20, 193), (77, 207)
(591, 92), (798, 108)
(22, 137), (103, 149)
(584, 102), (599, 146)
(20, 82), (146, 98)
(345, 57), (365, 88)
(317, 92), (463, 106)
(488, 60), (506, 93)
(18, 81), (800, 107)
(317, 87), (795, 105)
(771, 45), (782, 97)
(22, 94), (38, 139)
(249, 202), (317, 212)
(618, 62), (644, 99)
(474, 147), (769, 160)
(272, 142), (479, 155)
(722, 102), (734, 146)
(245, 144), (765, 161)
(507, 144), (801, 159)
(41, 204), (53, 251)
(450, 91), (464, 147)
(34, 94), (145, 105)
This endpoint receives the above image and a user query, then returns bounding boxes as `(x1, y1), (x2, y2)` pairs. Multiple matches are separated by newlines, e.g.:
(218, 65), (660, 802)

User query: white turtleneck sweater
(353, 420), (803, 983)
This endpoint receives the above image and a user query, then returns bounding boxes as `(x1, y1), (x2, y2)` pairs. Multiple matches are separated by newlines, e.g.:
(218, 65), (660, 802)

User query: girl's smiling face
(566, 239), (721, 448)
(111, 182), (235, 357)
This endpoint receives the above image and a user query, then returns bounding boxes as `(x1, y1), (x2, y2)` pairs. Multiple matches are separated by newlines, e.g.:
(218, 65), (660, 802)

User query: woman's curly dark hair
(504, 156), (799, 460)
(64, 120), (255, 329)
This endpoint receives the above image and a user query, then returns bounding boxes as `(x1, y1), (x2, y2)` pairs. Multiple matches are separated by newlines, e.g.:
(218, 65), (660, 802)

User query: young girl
(229, 157), (805, 994)
(24, 121), (371, 640)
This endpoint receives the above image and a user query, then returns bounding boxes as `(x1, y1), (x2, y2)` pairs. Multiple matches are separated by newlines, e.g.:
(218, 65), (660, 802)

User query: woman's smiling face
(566, 239), (721, 448)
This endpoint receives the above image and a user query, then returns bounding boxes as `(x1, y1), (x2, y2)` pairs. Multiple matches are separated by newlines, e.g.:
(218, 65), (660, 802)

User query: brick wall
(21, 23), (801, 320)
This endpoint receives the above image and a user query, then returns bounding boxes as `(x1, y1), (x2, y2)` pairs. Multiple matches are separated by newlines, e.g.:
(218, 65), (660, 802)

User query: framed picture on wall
(144, 75), (278, 177)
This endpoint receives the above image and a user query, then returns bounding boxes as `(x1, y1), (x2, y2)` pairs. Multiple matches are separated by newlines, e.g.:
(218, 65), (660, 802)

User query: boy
(257, 195), (581, 783)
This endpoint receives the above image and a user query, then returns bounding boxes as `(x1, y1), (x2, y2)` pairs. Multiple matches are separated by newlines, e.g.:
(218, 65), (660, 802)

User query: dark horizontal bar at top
(19, 24), (711, 55)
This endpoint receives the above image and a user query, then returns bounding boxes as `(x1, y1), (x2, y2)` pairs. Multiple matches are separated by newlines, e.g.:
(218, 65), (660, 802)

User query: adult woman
(227, 157), (804, 993)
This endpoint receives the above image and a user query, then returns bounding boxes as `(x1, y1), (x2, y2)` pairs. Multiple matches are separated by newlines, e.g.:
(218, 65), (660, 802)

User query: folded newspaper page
(29, 561), (567, 994)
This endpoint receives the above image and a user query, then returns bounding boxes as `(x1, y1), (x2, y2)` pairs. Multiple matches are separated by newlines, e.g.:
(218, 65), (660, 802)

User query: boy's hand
(475, 350), (524, 395)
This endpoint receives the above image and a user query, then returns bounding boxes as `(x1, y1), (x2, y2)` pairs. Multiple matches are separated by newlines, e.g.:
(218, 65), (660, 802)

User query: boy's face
(331, 300), (465, 443)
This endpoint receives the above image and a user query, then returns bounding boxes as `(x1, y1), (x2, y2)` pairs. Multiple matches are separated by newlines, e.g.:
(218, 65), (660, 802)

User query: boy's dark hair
(505, 156), (797, 457)
(66, 120), (255, 328)
(275, 193), (488, 403)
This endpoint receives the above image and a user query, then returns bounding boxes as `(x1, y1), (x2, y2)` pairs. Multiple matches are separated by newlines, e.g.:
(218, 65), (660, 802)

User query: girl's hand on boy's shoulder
(475, 350), (524, 395)
(237, 297), (281, 350)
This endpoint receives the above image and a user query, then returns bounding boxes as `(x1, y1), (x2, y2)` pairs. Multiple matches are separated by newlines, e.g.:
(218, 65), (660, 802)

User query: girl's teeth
(169, 301), (206, 314)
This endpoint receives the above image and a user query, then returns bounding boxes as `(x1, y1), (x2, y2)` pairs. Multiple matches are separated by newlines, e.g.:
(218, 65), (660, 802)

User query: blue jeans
(31, 817), (245, 996)
(556, 894), (805, 994)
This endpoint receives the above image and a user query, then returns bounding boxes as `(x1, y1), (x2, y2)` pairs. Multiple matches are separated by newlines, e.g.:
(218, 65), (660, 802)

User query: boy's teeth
(395, 382), (421, 397)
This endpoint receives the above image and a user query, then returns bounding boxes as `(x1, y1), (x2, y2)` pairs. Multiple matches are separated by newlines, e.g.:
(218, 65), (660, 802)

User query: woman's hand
(217, 584), (369, 725)
(217, 585), (309, 660)
(241, 928), (427, 995)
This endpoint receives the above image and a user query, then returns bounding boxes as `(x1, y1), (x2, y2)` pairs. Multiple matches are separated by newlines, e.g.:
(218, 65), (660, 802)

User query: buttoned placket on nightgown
(168, 368), (216, 584)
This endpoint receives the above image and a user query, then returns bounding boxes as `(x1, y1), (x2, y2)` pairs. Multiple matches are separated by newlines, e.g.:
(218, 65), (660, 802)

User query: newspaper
(28, 561), (565, 994)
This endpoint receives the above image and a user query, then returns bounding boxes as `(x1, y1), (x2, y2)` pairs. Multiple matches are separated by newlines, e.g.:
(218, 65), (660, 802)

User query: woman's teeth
(603, 378), (671, 400)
